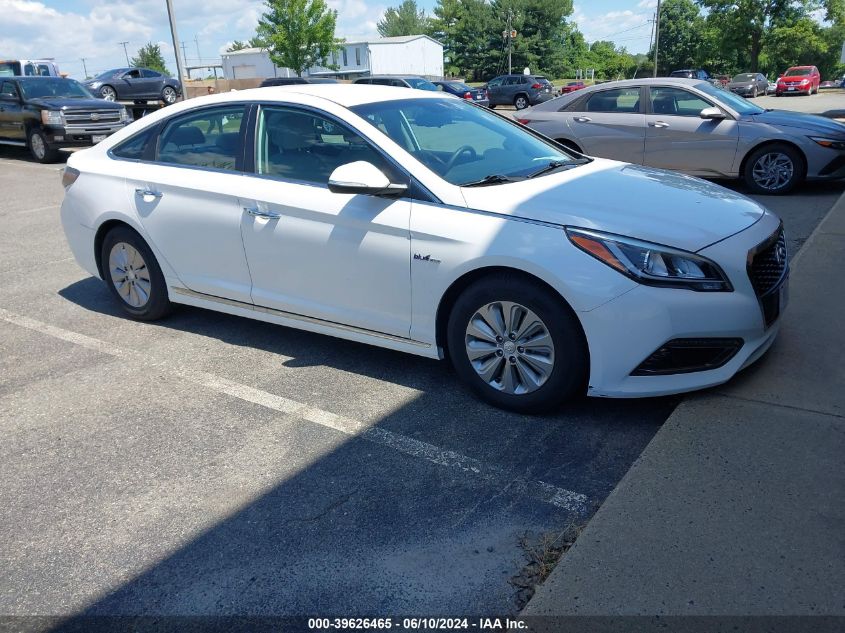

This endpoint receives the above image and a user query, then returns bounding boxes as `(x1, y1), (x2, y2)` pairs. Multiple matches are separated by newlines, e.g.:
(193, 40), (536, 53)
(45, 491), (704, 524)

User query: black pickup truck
(0, 76), (130, 163)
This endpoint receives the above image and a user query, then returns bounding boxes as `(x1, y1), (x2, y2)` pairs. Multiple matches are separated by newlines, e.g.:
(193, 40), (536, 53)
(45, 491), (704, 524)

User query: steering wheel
(443, 145), (477, 173)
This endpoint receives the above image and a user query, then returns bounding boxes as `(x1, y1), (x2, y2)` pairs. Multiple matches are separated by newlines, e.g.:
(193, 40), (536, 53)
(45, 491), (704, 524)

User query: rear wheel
(161, 86), (178, 104)
(101, 226), (172, 321)
(447, 275), (587, 412)
(514, 94), (529, 110)
(743, 143), (804, 195)
(27, 128), (59, 163)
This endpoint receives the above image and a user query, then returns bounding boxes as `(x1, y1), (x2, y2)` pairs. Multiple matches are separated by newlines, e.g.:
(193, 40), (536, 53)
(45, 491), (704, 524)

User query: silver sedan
(519, 77), (845, 194)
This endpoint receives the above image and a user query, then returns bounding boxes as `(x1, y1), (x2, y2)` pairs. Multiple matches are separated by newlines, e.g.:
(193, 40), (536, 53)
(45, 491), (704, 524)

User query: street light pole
(119, 41), (130, 66)
(165, 0), (187, 100)
(653, 0), (662, 77)
(81, 58), (88, 79)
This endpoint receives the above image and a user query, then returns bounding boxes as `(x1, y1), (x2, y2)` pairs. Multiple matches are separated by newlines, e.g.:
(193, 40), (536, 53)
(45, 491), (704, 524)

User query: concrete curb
(523, 189), (845, 624)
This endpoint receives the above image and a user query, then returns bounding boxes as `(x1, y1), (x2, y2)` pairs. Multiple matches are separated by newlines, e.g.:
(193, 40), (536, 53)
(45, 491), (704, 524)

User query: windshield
(406, 77), (438, 91)
(445, 82), (472, 92)
(92, 69), (123, 80)
(785, 68), (812, 77)
(732, 74), (756, 82)
(695, 81), (764, 115)
(18, 78), (94, 99)
(0, 61), (22, 77)
(351, 97), (580, 186)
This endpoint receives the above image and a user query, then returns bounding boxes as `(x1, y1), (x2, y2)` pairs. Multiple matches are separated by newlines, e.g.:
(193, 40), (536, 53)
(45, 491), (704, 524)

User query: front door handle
(244, 206), (281, 220)
(134, 188), (162, 198)
(649, 121), (670, 128)
(573, 116), (592, 123)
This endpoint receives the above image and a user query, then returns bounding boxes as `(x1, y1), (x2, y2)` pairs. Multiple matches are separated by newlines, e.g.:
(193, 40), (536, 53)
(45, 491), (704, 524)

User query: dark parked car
(727, 72), (769, 98)
(432, 80), (489, 107)
(259, 77), (339, 87)
(354, 75), (438, 91)
(83, 67), (181, 104)
(0, 76), (129, 162)
(485, 74), (554, 109)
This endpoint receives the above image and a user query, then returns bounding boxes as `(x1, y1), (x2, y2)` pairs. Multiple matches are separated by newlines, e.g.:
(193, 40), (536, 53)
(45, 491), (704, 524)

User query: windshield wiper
(526, 159), (586, 179)
(460, 174), (522, 187)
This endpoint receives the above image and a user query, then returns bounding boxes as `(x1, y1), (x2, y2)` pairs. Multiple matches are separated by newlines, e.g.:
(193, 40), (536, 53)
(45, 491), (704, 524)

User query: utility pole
(80, 58), (88, 79)
(119, 41), (130, 66)
(653, 0), (662, 77)
(194, 35), (202, 66)
(180, 41), (189, 67)
(503, 10), (515, 75)
(165, 0), (187, 99)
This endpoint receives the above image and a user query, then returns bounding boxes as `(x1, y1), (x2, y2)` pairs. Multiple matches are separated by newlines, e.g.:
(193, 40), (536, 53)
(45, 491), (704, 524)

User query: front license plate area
(92, 134), (107, 143)
(761, 275), (789, 327)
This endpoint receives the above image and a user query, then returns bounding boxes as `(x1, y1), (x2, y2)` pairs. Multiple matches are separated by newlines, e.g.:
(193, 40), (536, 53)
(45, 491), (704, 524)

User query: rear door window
(585, 88), (641, 113)
(156, 105), (246, 171)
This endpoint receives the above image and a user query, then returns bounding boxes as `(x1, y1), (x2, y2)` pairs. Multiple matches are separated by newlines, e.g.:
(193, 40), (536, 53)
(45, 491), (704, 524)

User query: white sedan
(60, 85), (788, 412)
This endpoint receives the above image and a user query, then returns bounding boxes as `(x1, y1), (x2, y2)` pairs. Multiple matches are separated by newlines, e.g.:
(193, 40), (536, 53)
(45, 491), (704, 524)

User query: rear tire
(514, 94), (529, 110)
(101, 226), (172, 321)
(446, 274), (587, 412)
(161, 86), (178, 104)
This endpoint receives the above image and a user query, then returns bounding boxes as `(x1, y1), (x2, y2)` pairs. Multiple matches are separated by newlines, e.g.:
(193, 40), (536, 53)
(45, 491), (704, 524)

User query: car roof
(364, 75), (425, 80)
(218, 83), (450, 107)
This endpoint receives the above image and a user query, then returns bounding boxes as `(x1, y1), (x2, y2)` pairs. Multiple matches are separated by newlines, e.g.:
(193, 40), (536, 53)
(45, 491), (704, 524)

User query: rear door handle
(649, 121), (670, 128)
(134, 188), (162, 198)
(244, 206), (281, 220)
(573, 116), (592, 123)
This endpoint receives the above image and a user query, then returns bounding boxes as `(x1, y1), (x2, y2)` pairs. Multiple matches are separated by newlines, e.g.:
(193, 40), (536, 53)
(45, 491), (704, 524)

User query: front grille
(63, 108), (122, 132)
(748, 228), (787, 296)
(747, 226), (788, 326)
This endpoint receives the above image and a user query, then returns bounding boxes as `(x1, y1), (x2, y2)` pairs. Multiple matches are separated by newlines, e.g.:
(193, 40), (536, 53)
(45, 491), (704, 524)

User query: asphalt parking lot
(0, 146), (841, 619)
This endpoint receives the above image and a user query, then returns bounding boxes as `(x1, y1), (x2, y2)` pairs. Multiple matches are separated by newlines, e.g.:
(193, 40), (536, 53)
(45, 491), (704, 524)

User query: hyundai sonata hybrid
(60, 86), (788, 412)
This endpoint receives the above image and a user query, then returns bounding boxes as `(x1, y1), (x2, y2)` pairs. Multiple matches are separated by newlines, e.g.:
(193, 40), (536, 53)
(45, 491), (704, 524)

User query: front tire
(27, 128), (59, 163)
(446, 275), (587, 412)
(100, 85), (117, 101)
(743, 143), (804, 195)
(101, 226), (172, 321)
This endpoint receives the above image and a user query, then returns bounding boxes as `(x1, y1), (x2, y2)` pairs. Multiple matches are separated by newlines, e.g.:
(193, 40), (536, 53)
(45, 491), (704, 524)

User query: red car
(559, 81), (586, 95)
(775, 66), (820, 96)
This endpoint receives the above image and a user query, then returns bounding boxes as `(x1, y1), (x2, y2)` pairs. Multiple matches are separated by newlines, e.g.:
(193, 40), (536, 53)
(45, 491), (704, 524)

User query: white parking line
(0, 307), (589, 513)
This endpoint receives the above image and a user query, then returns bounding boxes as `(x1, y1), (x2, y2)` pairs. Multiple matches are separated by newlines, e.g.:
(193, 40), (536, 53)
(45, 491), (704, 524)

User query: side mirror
(700, 107), (726, 120)
(328, 161), (407, 197)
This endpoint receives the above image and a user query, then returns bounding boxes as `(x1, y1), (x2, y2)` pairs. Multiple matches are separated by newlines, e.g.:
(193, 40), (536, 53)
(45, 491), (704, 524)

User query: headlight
(88, 81), (102, 89)
(41, 110), (65, 125)
(119, 106), (131, 122)
(810, 137), (845, 150)
(565, 227), (733, 292)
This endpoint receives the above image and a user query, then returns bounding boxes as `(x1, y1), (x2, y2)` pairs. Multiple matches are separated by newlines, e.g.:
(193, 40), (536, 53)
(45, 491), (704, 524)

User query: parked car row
(517, 77), (845, 195)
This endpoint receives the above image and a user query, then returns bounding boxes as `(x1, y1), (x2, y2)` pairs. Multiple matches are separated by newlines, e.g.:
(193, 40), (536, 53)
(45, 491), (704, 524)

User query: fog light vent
(632, 338), (743, 376)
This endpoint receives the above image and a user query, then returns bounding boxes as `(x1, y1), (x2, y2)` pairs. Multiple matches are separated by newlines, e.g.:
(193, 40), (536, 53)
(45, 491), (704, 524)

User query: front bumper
(580, 211), (785, 398)
(43, 123), (128, 148)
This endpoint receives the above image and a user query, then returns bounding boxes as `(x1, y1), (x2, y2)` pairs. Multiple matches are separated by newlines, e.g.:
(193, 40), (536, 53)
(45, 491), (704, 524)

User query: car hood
(747, 109), (845, 136)
(28, 97), (122, 110)
(459, 159), (766, 252)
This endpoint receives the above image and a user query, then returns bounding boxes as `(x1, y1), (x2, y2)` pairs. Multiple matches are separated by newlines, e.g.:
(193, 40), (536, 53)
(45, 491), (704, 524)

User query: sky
(0, 0), (660, 79)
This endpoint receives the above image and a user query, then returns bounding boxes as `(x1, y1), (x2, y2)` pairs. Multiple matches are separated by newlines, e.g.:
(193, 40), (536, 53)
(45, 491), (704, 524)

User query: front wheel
(752, 86), (758, 98)
(27, 128), (60, 163)
(743, 143), (804, 195)
(161, 86), (178, 104)
(447, 275), (587, 412)
(101, 226), (172, 321)
(100, 85), (117, 101)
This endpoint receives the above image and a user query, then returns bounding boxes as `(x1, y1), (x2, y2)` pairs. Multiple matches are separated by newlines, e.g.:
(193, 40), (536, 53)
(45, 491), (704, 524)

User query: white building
(221, 35), (444, 81)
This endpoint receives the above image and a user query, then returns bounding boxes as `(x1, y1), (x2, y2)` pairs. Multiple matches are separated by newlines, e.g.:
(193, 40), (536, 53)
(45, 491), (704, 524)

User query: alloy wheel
(30, 133), (46, 160)
(464, 300), (555, 395)
(109, 242), (152, 308)
(162, 86), (177, 104)
(751, 152), (794, 191)
(101, 86), (116, 101)
(515, 96), (528, 109)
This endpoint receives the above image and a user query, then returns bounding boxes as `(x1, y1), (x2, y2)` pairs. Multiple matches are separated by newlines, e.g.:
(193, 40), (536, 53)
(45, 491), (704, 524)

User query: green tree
(248, 36), (267, 48)
(378, 0), (432, 37)
(227, 40), (250, 52)
(649, 0), (706, 75)
(761, 17), (829, 75)
(130, 42), (170, 75)
(255, 0), (341, 76)
(697, 0), (836, 72)
(432, 0), (499, 80)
